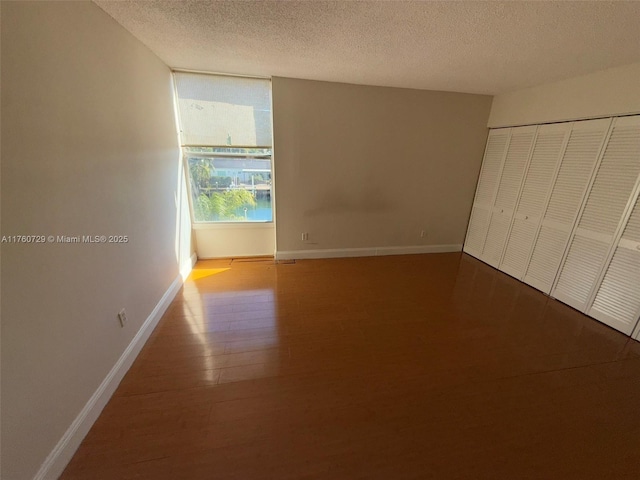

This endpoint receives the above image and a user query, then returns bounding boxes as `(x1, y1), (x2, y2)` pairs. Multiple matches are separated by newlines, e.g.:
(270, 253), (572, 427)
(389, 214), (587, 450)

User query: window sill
(192, 222), (275, 230)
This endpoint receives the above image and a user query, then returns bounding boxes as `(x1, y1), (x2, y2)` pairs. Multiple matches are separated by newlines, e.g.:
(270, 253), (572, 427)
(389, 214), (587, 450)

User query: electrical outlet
(420, 230), (426, 238)
(118, 309), (128, 327)
(301, 232), (309, 241)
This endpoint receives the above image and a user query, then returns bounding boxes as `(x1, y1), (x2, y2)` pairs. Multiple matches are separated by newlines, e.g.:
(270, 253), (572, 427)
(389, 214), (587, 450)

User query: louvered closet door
(523, 118), (612, 293)
(500, 123), (571, 279)
(553, 115), (640, 313)
(464, 129), (511, 258)
(589, 191), (640, 334)
(552, 116), (640, 311)
(480, 126), (536, 268)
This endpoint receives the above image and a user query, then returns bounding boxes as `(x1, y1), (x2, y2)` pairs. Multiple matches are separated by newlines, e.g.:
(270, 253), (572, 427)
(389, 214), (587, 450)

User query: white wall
(488, 62), (640, 128)
(1, 2), (190, 479)
(272, 77), (493, 258)
(194, 224), (275, 258)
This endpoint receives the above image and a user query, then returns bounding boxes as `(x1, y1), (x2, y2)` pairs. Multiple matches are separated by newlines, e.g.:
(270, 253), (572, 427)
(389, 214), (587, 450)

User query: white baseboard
(275, 244), (462, 261)
(33, 262), (193, 480)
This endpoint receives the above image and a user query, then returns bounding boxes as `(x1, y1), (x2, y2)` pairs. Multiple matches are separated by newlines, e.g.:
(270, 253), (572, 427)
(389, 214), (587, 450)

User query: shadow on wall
(304, 186), (396, 216)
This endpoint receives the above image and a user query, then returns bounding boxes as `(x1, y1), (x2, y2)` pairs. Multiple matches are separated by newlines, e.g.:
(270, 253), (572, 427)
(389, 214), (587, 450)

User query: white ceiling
(94, 0), (640, 95)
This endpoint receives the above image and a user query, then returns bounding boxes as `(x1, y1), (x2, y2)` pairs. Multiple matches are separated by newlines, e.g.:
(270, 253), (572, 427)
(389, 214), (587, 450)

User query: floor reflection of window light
(179, 289), (277, 383)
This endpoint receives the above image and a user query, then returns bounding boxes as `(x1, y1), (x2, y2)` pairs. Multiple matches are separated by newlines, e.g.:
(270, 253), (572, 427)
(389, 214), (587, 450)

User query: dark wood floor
(62, 253), (640, 479)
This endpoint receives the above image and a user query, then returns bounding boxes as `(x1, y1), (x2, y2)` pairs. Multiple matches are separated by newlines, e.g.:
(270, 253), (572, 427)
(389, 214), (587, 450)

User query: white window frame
(172, 70), (275, 225)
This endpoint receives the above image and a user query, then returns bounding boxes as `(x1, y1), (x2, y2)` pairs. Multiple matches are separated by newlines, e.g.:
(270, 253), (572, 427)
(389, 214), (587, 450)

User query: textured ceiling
(94, 1), (640, 95)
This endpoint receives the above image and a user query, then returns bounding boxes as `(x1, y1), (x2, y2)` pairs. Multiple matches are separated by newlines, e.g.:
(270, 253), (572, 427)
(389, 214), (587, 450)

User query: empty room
(3, 1), (640, 479)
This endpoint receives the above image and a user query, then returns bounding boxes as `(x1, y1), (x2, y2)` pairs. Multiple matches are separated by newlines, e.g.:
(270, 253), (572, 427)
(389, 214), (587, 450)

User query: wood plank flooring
(61, 253), (640, 479)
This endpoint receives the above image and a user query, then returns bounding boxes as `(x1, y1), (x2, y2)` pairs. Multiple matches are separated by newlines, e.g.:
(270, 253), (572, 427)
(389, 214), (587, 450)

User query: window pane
(186, 151), (273, 223)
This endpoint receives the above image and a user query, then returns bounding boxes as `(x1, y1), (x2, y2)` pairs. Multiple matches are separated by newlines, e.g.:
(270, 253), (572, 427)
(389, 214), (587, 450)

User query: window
(173, 72), (273, 222)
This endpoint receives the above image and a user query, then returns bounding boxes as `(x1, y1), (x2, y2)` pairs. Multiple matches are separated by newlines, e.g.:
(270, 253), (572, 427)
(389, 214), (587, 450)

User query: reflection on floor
(62, 253), (640, 479)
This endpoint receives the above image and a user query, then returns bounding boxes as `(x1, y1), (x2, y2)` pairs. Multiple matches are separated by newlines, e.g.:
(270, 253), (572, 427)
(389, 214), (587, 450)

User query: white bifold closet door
(464, 128), (511, 258)
(480, 125), (537, 268)
(552, 115), (640, 327)
(589, 192), (640, 334)
(522, 118), (612, 293)
(500, 123), (571, 279)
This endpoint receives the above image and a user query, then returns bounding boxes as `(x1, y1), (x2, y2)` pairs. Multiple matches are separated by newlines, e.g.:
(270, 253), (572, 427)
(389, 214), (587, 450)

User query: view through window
(174, 72), (273, 222)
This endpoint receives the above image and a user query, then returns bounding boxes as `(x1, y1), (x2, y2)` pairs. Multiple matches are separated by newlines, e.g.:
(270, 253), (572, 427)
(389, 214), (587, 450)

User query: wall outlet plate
(118, 309), (128, 327)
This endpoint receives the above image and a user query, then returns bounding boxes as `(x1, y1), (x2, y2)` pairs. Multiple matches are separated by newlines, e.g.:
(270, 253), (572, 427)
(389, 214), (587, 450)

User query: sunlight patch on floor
(189, 268), (230, 281)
